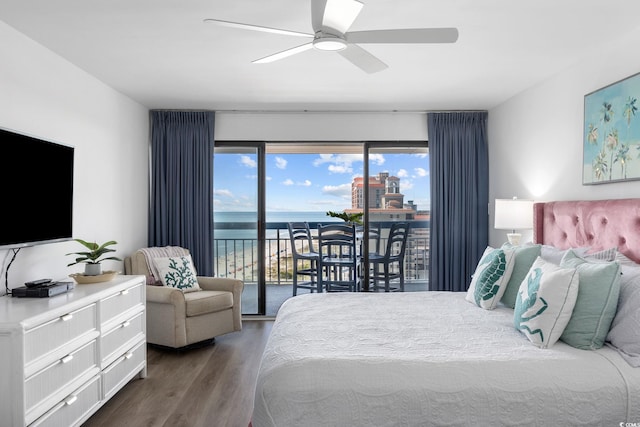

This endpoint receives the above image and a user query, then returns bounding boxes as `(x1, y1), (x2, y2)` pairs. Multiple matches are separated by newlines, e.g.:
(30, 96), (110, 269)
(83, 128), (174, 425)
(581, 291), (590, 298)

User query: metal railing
(213, 221), (429, 285)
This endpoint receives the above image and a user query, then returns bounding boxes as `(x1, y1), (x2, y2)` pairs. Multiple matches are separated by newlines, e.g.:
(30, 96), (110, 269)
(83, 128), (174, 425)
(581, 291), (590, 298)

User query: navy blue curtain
(428, 112), (489, 292)
(149, 110), (215, 276)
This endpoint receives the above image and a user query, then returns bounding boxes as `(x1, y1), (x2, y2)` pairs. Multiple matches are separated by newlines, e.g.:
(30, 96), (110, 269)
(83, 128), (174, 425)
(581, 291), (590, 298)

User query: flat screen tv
(0, 127), (74, 249)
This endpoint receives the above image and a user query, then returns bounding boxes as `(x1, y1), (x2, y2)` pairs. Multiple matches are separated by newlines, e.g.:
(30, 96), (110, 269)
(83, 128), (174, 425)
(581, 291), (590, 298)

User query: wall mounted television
(0, 127), (74, 250)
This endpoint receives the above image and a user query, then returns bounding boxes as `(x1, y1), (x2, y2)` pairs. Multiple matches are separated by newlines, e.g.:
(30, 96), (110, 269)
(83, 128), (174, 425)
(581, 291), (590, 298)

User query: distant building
(346, 172), (418, 221)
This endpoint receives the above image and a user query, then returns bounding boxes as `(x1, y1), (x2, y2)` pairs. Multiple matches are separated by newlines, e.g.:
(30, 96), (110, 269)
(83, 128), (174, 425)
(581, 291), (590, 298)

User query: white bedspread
(253, 292), (640, 427)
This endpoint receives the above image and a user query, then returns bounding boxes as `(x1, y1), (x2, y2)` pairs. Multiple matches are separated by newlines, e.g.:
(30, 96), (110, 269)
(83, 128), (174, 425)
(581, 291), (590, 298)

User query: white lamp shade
(494, 199), (534, 231)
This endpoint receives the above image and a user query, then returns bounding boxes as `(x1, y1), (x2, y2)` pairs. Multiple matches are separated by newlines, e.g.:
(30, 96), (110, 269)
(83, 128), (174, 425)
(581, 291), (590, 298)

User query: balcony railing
(213, 221), (429, 285)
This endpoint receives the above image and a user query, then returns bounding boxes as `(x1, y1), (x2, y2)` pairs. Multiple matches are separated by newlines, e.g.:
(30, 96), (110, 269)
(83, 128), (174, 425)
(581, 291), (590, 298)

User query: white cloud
(328, 164), (352, 174)
(369, 153), (385, 165)
(239, 155), (256, 168)
(214, 189), (233, 198)
(213, 194), (255, 210)
(312, 153), (333, 166)
(313, 153), (361, 166)
(299, 179), (312, 186)
(401, 179), (414, 191)
(313, 153), (383, 174)
(275, 156), (287, 169)
(322, 183), (352, 197)
(414, 152), (428, 158)
(282, 178), (294, 186)
(414, 167), (428, 177)
(397, 168), (409, 178)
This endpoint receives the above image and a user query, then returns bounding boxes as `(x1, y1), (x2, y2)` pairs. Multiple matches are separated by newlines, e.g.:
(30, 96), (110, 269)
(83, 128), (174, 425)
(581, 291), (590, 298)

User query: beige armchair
(124, 248), (243, 348)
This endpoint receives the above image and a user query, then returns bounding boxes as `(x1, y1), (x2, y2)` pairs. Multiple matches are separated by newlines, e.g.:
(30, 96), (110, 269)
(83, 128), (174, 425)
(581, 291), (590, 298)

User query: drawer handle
(124, 352), (133, 360)
(122, 321), (131, 328)
(65, 395), (78, 406)
(61, 313), (73, 322)
(120, 289), (129, 295)
(61, 354), (74, 364)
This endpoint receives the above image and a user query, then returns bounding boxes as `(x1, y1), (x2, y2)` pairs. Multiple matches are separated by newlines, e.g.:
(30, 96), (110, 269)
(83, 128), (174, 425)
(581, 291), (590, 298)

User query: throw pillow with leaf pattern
(465, 246), (516, 309)
(514, 257), (579, 348)
(153, 255), (201, 293)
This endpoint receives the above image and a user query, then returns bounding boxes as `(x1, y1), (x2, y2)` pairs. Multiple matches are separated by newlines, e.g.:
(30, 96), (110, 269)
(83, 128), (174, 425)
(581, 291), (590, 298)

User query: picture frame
(583, 71), (640, 185)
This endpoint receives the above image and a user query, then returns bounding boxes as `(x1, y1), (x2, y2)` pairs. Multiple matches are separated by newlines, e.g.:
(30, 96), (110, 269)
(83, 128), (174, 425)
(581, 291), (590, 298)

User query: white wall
(215, 111), (428, 141)
(488, 27), (640, 247)
(0, 21), (149, 293)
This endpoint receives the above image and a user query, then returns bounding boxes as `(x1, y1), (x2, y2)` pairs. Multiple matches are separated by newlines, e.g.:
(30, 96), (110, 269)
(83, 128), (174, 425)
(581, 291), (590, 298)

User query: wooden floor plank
(83, 320), (273, 427)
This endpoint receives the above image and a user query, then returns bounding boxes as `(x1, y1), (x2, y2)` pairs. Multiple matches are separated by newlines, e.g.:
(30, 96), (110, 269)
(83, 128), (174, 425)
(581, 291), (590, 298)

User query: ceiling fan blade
(252, 42), (314, 64)
(311, 0), (327, 31)
(203, 19), (312, 38)
(346, 28), (459, 44)
(312, 0), (363, 34)
(337, 44), (388, 74)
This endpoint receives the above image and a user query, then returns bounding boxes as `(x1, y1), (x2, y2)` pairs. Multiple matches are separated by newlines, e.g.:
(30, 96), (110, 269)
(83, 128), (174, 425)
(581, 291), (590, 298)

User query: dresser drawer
(24, 303), (98, 368)
(102, 340), (145, 400)
(30, 375), (101, 427)
(25, 340), (99, 424)
(100, 310), (144, 368)
(100, 282), (144, 326)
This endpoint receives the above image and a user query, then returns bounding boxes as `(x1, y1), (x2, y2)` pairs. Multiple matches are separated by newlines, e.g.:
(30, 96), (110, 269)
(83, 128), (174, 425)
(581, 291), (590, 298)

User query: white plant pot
(84, 263), (102, 276)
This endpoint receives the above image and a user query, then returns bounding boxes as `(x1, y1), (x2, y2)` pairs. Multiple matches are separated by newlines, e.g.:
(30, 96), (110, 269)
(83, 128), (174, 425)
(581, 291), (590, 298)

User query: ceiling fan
(204, 0), (458, 74)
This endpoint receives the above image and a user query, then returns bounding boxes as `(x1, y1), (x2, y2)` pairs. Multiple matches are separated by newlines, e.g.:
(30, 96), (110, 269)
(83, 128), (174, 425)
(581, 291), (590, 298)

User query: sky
(214, 151), (430, 212)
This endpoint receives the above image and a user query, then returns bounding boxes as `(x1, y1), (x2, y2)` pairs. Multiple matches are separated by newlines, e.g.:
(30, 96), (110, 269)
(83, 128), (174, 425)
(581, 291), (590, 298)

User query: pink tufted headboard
(533, 198), (640, 264)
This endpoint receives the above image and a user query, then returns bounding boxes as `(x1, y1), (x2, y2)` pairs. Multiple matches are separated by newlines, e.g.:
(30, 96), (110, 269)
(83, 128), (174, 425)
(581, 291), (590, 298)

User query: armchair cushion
(185, 290), (233, 317)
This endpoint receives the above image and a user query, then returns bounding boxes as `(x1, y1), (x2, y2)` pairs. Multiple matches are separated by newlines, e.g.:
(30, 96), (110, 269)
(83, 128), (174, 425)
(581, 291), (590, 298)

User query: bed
(252, 198), (640, 427)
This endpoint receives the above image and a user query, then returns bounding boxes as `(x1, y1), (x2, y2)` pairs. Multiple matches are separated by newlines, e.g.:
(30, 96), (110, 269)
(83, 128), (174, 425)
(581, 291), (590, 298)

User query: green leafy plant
(326, 211), (363, 224)
(66, 239), (122, 266)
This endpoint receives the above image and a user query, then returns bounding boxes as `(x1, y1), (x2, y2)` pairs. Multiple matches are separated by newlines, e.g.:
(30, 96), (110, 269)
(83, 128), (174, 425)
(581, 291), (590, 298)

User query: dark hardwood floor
(83, 320), (273, 427)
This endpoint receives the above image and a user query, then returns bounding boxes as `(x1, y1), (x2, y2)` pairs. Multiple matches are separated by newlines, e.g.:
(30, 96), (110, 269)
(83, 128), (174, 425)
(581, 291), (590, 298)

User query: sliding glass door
(263, 143), (363, 314)
(214, 141), (429, 316)
(365, 142), (430, 290)
(213, 142), (265, 315)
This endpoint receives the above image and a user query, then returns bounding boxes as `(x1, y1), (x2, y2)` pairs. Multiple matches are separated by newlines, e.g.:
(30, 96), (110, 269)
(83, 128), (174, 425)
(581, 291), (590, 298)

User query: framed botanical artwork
(583, 71), (640, 184)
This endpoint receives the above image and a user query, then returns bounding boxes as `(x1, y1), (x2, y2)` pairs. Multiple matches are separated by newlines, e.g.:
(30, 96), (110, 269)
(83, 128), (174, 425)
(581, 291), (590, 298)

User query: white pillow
(539, 245), (589, 265)
(615, 251), (640, 266)
(584, 247), (618, 262)
(514, 257), (580, 348)
(466, 246), (516, 309)
(606, 264), (640, 366)
(153, 255), (201, 293)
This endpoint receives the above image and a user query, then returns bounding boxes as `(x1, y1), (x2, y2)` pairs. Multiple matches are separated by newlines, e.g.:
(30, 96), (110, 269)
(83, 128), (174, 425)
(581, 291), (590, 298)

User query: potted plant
(66, 239), (122, 276)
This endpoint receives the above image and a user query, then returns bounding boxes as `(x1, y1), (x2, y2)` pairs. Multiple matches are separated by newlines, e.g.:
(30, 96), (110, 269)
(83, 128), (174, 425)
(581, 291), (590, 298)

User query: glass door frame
(214, 141), (266, 315)
(361, 141), (429, 291)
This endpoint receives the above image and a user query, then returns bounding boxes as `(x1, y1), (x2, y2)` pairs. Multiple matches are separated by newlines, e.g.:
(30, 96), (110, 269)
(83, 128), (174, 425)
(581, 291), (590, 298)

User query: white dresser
(0, 275), (147, 427)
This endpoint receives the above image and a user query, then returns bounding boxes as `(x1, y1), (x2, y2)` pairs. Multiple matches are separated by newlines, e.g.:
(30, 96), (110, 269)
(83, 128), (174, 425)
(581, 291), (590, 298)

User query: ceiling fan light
(313, 37), (347, 51)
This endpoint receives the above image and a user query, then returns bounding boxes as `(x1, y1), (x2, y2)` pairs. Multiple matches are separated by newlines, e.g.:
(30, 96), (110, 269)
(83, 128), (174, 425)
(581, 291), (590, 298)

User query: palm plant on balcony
(325, 211), (363, 225)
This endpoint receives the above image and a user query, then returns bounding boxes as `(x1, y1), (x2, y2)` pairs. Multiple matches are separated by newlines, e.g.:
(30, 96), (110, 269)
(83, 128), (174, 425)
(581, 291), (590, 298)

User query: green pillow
(559, 249), (621, 350)
(501, 244), (542, 308)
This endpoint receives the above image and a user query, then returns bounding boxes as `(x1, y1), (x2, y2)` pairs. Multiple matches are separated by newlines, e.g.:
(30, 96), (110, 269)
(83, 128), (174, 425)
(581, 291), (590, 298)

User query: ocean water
(214, 211), (340, 240)
(213, 211), (341, 260)
(215, 211), (335, 223)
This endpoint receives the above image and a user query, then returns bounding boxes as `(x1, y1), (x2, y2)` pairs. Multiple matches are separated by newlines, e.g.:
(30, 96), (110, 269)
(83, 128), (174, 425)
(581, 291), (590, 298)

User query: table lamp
(494, 198), (534, 245)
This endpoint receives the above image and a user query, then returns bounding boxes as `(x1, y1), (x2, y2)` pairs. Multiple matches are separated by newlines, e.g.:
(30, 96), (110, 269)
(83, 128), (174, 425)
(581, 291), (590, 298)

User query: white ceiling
(2, 0), (640, 112)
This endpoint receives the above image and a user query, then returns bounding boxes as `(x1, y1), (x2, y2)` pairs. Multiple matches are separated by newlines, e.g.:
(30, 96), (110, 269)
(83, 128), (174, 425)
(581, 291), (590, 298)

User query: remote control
(25, 279), (52, 288)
